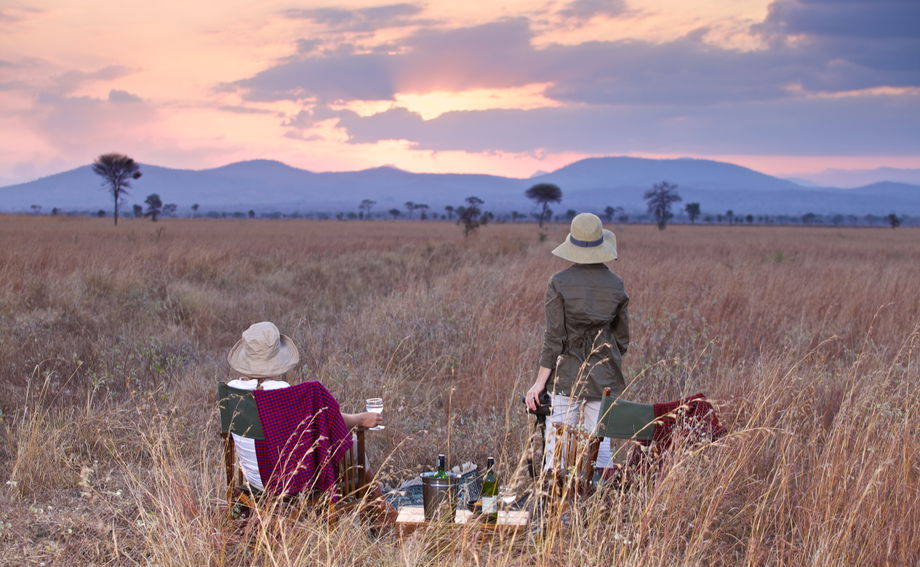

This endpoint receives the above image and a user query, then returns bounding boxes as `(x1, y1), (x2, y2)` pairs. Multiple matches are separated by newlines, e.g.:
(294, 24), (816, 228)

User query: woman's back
(542, 263), (629, 399)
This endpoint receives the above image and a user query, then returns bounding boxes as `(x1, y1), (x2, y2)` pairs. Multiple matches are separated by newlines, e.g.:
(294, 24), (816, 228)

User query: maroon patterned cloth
(611, 393), (726, 480)
(252, 381), (352, 496)
(652, 393), (727, 449)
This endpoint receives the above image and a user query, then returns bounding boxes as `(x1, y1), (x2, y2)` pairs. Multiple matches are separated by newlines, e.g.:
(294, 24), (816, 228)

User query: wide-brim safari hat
(227, 321), (300, 378)
(552, 212), (618, 264)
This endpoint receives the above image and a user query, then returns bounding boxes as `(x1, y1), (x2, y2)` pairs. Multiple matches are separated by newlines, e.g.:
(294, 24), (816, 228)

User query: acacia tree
(359, 199), (376, 220)
(456, 196), (487, 237)
(92, 153), (142, 226)
(644, 181), (682, 230)
(887, 213), (901, 228)
(685, 202), (701, 224)
(603, 206), (615, 222)
(144, 193), (163, 222)
(526, 183), (562, 228)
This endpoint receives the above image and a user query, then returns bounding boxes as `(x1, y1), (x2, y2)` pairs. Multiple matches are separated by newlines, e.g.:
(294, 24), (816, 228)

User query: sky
(1, 0), (919, 185)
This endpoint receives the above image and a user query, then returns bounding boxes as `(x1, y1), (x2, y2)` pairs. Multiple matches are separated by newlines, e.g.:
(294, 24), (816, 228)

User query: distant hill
(534, 157), (802, 193)
(2, 156), (918, 216)
(792, 167), (920, 188)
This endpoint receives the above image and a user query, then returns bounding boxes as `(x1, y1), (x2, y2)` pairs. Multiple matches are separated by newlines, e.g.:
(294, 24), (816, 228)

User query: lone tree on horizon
(456, 196), (487, 237)
(359, 199), (376, 220)
(144, 193), (163, 222)
(644, 181), (682, 230)
(92, 153), (141, 226)
(525, 183), (562, 228)
(685, 202), (701, 224)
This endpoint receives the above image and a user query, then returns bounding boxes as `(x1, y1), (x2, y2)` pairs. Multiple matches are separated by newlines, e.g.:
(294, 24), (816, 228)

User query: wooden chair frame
(549, 422), (598, 497)
(549, 387), (657, 495)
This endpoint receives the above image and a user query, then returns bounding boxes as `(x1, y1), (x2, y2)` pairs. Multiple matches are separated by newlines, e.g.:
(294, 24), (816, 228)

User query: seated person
(225, 321), (382, 496)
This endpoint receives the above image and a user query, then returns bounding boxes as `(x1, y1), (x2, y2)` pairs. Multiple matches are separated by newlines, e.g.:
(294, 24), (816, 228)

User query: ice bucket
(420, 471), (460, 521)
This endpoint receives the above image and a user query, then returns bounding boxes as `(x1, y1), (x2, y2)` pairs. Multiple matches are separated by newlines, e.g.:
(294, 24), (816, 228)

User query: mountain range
(788, 167), (920, 189)
(2, 157), (918, 216)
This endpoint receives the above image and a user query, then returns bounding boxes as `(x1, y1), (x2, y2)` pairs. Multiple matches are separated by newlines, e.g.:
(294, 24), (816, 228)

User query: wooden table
(395, 506), (530, 540)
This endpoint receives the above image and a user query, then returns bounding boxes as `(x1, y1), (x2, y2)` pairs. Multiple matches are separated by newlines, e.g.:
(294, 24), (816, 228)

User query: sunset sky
(1, 0), (918, 185)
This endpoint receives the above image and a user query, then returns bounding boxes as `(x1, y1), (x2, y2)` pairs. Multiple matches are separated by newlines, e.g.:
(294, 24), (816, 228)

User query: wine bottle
(481, 456), (498, 523)
(434, 454), (448, 479)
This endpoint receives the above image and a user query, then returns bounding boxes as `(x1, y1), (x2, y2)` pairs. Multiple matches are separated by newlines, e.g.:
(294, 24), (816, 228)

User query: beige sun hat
(552, 212), (618, 264)
(227, 321), (300, 378)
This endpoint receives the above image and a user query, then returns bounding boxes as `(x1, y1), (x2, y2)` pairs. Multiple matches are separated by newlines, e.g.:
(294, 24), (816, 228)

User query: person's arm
(341, 412), (383, 429)
(612, 297), (629, 356)
(539, 279), (565, 367)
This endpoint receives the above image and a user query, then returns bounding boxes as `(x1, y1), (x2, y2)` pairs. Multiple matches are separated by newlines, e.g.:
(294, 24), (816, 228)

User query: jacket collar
(571, 262), (608, 269)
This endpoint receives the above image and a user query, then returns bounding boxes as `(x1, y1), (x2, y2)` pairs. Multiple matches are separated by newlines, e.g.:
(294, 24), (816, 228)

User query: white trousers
(543, 394), (614, 470)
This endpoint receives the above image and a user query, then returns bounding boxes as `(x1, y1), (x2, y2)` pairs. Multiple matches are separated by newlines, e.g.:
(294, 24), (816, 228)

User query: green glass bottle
(481, 456), (498, 523)
(434, 454), (448, 479)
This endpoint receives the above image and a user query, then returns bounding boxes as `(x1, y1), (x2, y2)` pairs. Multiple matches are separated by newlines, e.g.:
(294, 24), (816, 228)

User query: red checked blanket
(252, 381), (353, 496)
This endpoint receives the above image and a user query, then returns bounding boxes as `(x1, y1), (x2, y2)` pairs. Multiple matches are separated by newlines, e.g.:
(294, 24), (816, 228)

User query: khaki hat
(227, 321), (300, 378)
(552, 213), (618, 264)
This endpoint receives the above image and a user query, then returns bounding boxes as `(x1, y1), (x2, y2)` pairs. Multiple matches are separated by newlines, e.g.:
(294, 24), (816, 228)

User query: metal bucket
(421, 471), (460, 521)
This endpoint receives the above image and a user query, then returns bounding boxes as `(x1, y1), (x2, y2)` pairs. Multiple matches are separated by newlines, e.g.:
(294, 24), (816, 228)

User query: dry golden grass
(0, 215), (917, 566)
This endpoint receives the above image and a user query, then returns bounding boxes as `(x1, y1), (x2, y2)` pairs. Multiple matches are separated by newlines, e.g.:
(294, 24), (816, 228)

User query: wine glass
(365, 397), (384, 430)
(499, 486), (516, 519)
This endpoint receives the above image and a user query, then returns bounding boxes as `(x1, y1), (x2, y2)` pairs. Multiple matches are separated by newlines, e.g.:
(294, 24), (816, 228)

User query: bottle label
(482, 496), (497, 514)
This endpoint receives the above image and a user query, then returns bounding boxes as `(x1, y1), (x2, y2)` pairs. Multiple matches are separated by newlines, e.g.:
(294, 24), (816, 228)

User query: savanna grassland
(0, 215), (917, 566)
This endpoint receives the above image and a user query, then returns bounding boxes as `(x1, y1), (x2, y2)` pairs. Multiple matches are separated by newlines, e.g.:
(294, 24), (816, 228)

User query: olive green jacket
(539, 263), (630, 399)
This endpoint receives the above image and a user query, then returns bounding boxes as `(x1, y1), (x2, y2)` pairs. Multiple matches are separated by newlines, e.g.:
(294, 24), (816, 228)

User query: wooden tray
(395, 506), (529, 539)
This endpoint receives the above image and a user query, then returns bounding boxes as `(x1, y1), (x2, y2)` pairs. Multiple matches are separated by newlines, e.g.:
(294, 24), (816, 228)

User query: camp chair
(553, 387), (726, 496)
(217, 382), (370, 519)
(549, 387), (656, 496)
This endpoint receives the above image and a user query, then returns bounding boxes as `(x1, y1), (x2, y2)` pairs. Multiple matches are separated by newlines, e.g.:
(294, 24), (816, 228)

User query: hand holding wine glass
(365, 397), (384, 430)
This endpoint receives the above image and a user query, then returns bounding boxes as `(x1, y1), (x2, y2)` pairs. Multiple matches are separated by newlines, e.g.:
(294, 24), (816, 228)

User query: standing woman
(524, 213), (629, 471)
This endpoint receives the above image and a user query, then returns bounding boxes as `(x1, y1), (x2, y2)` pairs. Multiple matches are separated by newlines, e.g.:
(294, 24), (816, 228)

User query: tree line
(27, 153), (908, 230)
